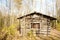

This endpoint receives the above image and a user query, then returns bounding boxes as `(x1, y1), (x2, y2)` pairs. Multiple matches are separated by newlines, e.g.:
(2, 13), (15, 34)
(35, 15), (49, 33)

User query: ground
(19, 29), (60, 40)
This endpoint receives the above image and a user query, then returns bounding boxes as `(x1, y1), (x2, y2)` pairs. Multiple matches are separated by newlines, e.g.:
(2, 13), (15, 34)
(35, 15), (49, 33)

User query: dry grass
(18, 29), (60, 40)
(0, 23), (60, 40)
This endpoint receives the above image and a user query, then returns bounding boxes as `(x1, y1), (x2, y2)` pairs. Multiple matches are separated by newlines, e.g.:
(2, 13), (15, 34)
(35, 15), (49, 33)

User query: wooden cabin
(17, 12), (56, 36)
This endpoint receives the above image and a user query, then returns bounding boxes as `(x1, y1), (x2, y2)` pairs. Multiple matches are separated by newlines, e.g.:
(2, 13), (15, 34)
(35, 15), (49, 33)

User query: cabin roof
(17, 12), (57, 20)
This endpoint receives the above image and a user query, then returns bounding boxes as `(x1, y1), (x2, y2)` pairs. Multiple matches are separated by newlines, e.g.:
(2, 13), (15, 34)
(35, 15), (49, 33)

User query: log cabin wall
(20, 14), (52, 36)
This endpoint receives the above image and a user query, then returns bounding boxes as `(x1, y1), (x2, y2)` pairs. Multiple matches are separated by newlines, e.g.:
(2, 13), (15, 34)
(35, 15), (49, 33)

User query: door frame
(31, 23), (40, 35)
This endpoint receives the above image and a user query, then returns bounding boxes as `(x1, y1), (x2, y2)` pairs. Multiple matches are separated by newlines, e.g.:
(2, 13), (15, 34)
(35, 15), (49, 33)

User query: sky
(0, 0), (9, 13)
(21, 0), (56, 17)
(0, 0), (57, 17)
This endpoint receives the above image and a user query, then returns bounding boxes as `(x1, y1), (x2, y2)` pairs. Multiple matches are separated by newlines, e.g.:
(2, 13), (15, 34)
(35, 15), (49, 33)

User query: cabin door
(31, 23), (40, 35)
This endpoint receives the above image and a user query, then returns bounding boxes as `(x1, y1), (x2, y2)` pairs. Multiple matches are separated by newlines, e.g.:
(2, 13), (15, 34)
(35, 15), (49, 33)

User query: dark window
(31, 23), (40, 35)
(31, 23), (40, 29)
